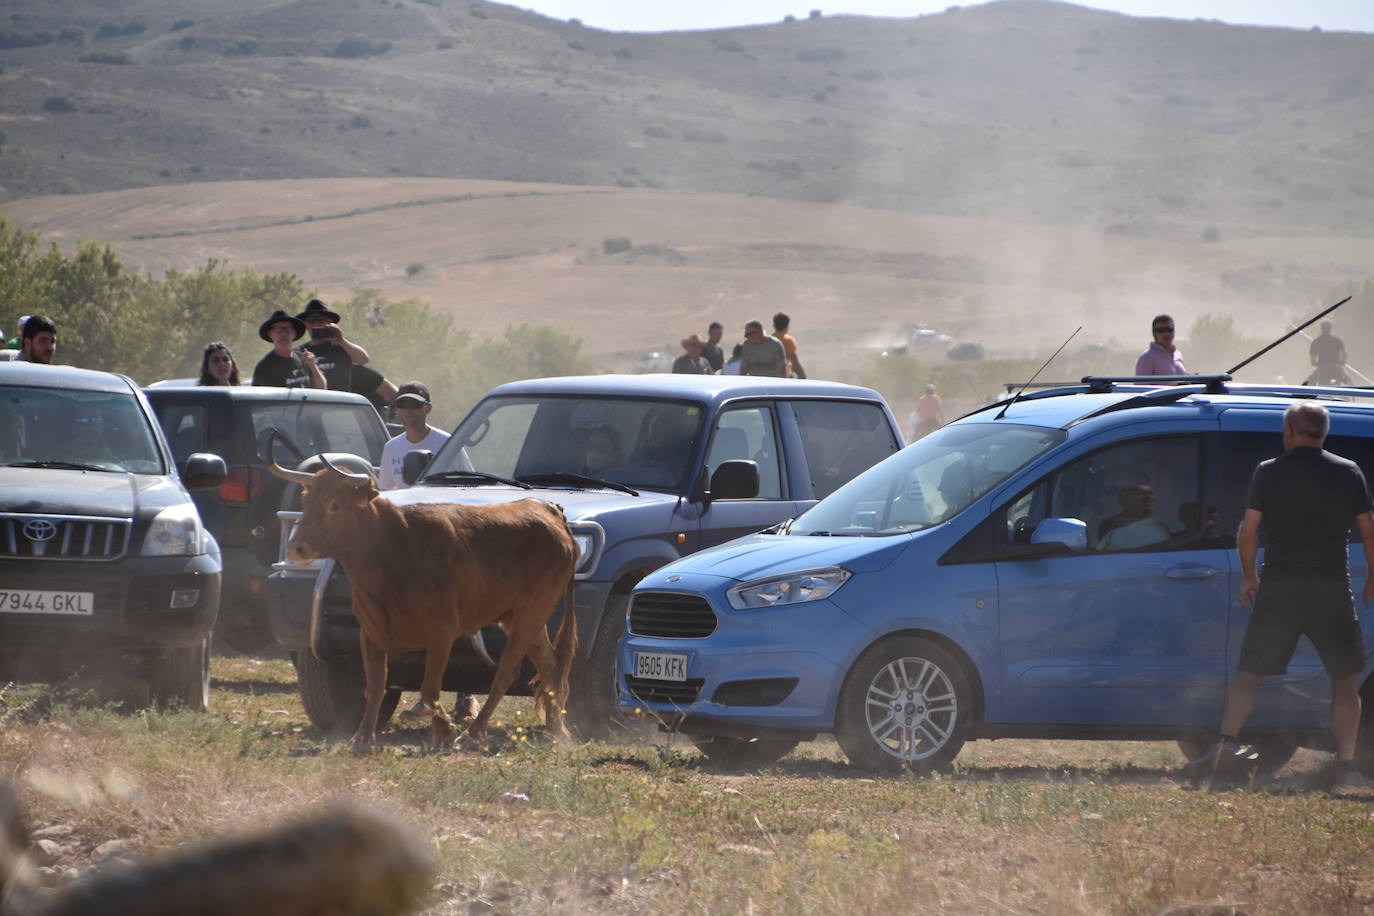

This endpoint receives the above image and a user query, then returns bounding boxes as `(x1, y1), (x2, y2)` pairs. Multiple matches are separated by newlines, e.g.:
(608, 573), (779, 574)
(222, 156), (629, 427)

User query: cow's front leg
(350, 635), (388, 754)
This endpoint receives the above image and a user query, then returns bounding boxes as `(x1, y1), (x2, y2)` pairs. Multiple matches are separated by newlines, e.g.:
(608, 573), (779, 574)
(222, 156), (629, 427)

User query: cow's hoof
(348, 736), (377, 756)
(452, 731), (487, 753)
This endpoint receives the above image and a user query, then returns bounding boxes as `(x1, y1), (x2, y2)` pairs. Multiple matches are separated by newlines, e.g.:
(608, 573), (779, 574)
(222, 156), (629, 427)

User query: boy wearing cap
(251, 310), (325, 389)
(297, 299), (371, 392)
(379, 381), (466, 490)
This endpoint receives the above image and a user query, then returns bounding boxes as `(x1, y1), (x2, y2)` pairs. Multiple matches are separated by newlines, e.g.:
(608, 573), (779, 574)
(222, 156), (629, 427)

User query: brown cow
(269, 450), (578, 752)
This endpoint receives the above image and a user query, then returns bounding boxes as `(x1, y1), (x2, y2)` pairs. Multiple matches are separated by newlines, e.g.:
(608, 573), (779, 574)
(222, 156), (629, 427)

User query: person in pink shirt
(1135, 314), (1188, 376)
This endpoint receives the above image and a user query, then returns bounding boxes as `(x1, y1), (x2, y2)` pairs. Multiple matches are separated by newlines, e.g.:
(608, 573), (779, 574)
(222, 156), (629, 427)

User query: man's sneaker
(1331, 764), (1374, 798)
(1181, 740), (1257, 790)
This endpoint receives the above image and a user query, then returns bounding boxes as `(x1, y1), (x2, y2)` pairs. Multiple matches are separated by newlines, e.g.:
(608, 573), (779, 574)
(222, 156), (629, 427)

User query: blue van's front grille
(628, 591), (717, 638)
(625, 676), (703, 706)
(0, 514), (131, 561)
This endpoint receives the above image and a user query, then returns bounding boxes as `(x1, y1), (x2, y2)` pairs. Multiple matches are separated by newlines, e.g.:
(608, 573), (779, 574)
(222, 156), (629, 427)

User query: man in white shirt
(379, 381), (451, 490)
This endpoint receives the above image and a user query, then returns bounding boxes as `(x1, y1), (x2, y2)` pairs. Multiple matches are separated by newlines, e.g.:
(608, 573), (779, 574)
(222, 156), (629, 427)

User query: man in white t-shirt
(379, 381), (452, 490)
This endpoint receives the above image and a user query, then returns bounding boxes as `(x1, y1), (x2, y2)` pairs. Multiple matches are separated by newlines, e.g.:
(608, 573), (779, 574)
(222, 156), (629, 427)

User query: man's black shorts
(1237, 578), (1365, 678)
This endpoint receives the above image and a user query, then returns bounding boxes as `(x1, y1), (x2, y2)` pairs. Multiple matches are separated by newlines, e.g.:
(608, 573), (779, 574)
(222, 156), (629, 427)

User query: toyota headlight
(142, 503), (208, 556)
(569, 522), (604, 577)
(726, 567), (851, 610)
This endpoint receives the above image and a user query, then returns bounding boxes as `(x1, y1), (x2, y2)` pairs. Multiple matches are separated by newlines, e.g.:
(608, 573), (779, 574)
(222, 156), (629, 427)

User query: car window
(1012, 436), (1204, 553)
(438, 395), (704, 493)
(152, 404), (209, 467)
(792, 400), (900, 499)
(705, 406), (782, 499)
(251, 402), (386, 465)
(0, 384), (163, 474)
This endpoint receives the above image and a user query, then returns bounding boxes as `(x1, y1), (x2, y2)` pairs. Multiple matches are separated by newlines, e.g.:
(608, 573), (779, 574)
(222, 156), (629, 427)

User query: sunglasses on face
(1153, 326), (1174, 333)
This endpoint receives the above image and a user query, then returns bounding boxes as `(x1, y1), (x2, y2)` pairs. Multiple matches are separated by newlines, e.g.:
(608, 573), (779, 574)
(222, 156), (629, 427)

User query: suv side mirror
(1029, 517), (1087, 553)
(401, 449), (433, 486)
(707, 460), (760, 502)
(182, 453), (228, 492)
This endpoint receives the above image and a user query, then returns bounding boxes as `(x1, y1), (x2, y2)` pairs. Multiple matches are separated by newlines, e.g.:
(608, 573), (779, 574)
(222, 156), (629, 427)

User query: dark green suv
(144, 384), (389, 652)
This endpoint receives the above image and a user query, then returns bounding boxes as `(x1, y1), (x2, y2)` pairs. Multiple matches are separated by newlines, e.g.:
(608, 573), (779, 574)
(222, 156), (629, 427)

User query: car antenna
(995, 326), (1081, 420)
(1225, 295), (1352, 376)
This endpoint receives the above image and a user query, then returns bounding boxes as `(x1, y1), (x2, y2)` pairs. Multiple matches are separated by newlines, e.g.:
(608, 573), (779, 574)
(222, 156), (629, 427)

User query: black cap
(395, 381), (431, 405)
(259, 309), (306, 342)
(296, 298), (341, 323)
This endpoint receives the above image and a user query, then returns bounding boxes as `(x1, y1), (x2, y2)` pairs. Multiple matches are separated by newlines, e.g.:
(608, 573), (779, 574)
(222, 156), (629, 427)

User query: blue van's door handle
(1166, 564), (1218, 580)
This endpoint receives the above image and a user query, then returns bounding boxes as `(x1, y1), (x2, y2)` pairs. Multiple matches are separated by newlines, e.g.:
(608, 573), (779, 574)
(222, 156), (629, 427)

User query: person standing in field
(909, 383), (945, 441)
(1188, 402), (1374, 794)
(1309, 320), (1349, 386)
(739, 320), (788, 378)
(1135, 314), (1188, 376)
(672, 335), (711, 374)
(772, 312), (805, 379)
(701, 322), (725, 374)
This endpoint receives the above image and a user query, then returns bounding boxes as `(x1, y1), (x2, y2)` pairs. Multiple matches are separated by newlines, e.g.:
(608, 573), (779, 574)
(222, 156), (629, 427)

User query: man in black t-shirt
(296, 299), (372, 391)
(251, 310), (324, 389)
(1308, 320), (1349, 386)
(1187, 402), (1374, 794)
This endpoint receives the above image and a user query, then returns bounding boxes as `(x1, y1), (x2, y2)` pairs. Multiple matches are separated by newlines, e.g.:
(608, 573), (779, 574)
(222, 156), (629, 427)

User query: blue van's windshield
(788, 423), (1065, 536)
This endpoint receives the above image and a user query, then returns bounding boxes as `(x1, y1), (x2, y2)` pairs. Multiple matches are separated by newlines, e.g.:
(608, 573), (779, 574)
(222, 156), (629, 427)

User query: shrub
(613, 47), (632, 59)
(797, 46), (845, 62)
(170, 19), (195, 31)
(566, 39), (585, 51)
(179, 36), (196, 50)
(469, 5), (487, 18)
(784, 14), (796, 22)
(406, 263), (424, 276)
(603, 237), (632, 255)
(416, 0), (441, 6)
(95, 21), (145, 39)
(1200, 225), (1220, 243)
(42, 96), (77, 114)
(644, 125), (672, 139)
(853, 68), (883, 82)
(810, 9), (822, 18)
(716, 39), (744, 53)
(331, 38), (390, 58)
(158, 168), (171, 177)
(683, 130), (727, 143)
(79, 51), (132, 64)
(569, 17), (582, 26)
(350, 114), (372, 129)
(436, 39), (454, 50)
(224, 39), (259, 56)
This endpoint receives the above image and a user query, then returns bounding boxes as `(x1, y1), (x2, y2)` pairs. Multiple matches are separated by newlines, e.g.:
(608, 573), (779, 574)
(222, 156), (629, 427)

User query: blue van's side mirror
(1029, 517), (1087, 552)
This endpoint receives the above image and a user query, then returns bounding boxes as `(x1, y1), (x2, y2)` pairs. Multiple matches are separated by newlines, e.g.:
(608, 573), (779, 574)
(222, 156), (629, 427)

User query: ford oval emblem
(22, 519), (58, 542)
(666, 575), (682, 583)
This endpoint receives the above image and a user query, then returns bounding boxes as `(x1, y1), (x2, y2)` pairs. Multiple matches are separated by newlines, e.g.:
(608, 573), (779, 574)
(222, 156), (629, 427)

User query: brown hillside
(1, 0), (1373, 241)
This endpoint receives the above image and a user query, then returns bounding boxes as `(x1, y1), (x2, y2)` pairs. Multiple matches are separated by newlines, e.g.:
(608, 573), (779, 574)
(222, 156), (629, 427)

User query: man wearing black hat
(251, 310), (325, 389)
(296, 299), (371, 392)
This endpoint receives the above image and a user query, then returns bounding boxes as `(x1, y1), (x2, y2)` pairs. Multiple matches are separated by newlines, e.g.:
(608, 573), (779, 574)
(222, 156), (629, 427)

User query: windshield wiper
(420, 470), (532, 489)
(804, 530), (835, 536)
(6, 460), (112, 472)
(516, 472), (639, 497)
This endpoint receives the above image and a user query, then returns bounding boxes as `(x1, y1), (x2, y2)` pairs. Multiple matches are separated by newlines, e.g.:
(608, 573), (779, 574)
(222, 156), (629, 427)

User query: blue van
(617, 377), (1374, 772)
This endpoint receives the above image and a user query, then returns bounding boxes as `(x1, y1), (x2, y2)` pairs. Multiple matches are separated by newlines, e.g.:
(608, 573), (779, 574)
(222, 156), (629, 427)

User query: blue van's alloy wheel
(836, 637), (970, 773)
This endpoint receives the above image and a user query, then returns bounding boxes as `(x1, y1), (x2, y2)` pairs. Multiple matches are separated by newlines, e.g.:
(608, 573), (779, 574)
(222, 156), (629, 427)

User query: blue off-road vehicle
(268, 374), (903, 737)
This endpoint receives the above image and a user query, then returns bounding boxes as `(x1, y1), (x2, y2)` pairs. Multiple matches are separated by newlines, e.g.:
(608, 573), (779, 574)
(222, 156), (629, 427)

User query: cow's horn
(320, 452), (374, 488)
(264, 429), (315, 484)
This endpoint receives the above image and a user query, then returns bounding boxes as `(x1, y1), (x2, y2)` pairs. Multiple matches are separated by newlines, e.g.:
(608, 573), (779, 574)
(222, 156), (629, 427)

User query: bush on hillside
(643, 125), (672, 139)
(468, 5), (487, 18)
(42, 97), (78, 114)
(797, 46), (845, 62)
(170, 19), (195, 32)
(179, 36), (196, 50)
(602, 237), (632, 255)
(405, 263), (424, 276)
(0, 29), (83, 49)
(350, 115), (372, 129)
(79, 51), (132, 64)
(224, 39), (259, 56)
(95, 22), (145, 39)
(715, 40), (744, 53)
(332, 38), (390, 58)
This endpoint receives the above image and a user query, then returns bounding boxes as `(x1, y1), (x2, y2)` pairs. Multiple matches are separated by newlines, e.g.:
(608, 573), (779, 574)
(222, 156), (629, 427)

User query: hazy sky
(518, 1), (1374, 34)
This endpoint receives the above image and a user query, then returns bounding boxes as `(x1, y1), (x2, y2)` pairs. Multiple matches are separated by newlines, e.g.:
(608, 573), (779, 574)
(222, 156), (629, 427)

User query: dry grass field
(1, 654), (1371, 915)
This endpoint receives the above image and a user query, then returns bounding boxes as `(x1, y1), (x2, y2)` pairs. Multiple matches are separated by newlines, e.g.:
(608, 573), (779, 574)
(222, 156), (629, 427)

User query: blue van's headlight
(726, 567), (851, 610)
(569, 522), (604, 577)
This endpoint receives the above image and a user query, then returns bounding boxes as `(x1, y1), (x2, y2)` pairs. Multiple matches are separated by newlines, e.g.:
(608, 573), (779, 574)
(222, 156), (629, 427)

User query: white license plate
(0, 589), (94, 616)
(634, 651), (688, 682)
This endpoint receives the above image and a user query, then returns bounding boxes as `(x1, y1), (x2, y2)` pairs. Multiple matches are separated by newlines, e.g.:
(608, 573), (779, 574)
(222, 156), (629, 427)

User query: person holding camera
(252, 310), (325, 389)
(296, 299), (370, 391)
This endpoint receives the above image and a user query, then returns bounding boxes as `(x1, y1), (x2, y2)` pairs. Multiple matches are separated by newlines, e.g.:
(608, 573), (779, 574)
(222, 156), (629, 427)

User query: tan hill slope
(6, 177), (1369, 380)
(1, 0), (1373, 242)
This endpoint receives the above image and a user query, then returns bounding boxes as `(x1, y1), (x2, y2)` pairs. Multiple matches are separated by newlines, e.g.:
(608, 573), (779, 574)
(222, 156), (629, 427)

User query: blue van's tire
(690, 735), (798, 769)
(835, 636), (970, 773)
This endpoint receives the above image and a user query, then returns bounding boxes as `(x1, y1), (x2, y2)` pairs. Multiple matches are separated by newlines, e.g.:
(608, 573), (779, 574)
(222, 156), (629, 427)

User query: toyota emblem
(22, 519), (58, 542)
